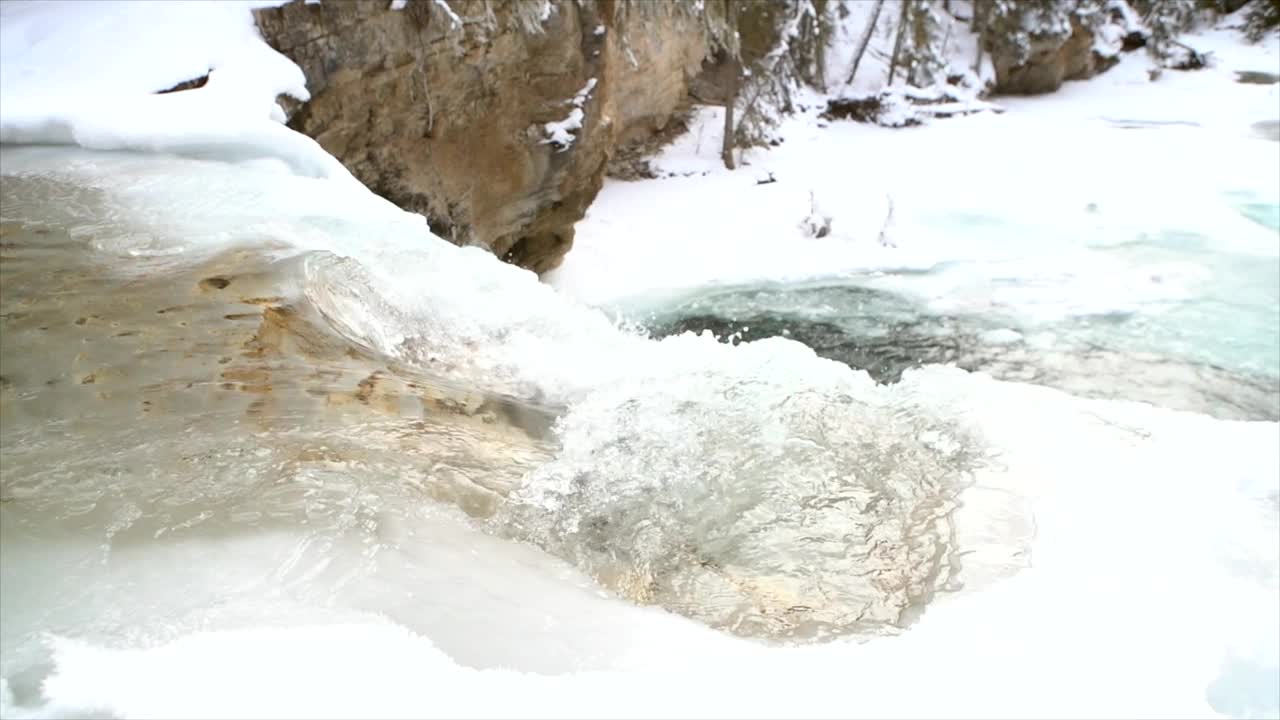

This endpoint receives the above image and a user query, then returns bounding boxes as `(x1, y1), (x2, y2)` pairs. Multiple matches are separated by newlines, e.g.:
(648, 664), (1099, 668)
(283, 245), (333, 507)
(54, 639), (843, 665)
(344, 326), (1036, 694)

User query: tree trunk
(812, 0), (829, 92)
(971, 0), (985, 73)
(721, 0), (739, 171)
(887, 0), (910, 86)
(846, 0), (885, 85)
(721, 74), (737, 169)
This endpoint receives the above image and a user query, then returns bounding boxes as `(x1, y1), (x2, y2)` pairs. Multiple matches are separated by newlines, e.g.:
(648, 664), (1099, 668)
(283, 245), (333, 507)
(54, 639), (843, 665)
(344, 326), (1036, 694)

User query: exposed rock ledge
(253, 0), (711, 273)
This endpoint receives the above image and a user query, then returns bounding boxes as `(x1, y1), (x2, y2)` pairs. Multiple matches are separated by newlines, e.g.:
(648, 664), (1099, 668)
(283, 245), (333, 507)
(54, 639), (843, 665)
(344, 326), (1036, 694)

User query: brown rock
(157, 74), (209, 94)
(990, 16), (1119, 96)
(252, 0), (711, 273)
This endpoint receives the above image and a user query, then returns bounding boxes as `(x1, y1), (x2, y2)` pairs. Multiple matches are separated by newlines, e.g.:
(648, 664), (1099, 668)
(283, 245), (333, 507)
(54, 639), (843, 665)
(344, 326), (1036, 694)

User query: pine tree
(732, 0), (831, 149)
(887, 0), (911, 84)
(903, 0), (948, 87)
(1242, 0), (1280, 41)
(971, 0), (987, 72)
(792, 0), (833, 90)
(1134, 0), (1199, 61)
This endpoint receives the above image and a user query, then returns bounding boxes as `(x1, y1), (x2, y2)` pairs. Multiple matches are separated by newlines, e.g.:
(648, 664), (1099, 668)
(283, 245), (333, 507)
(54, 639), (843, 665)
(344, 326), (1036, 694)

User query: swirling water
(0, 146), (1277, 719)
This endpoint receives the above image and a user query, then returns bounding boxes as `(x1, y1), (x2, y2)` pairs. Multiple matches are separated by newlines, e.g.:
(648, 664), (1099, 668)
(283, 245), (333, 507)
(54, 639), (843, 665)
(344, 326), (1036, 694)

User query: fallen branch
(878, 194), (895, 248)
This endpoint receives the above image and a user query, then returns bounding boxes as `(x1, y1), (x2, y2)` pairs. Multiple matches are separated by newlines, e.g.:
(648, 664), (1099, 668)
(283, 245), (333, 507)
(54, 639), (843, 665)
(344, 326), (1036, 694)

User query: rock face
(989, 16), (1119, 95)
(252, 0), (711, 273)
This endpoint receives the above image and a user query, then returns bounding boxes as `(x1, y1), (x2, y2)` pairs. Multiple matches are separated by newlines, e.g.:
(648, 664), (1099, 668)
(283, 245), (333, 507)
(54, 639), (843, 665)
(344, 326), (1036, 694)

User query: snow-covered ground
(0, 3), (1277, 719)
(548, 15), (1280, 389)
(549, 21), (1279, 309)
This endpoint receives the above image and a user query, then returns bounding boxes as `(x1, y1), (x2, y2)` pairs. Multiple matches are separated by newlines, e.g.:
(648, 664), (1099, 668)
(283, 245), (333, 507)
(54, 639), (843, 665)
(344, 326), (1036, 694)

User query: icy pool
(1, 145), (1276, 720)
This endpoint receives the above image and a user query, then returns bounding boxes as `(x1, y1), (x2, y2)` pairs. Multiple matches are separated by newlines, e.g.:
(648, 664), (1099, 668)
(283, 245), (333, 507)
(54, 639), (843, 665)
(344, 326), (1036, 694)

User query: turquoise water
(1077, 226), (1278, 378)
(648, 194), (1280, 420)
(1082, 193), (1279, 378)
(1226, 190), (1280, 232)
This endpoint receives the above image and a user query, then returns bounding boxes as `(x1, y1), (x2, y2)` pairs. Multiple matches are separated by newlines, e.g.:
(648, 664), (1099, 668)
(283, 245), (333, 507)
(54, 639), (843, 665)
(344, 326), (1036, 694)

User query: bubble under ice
(499, 339), (989, 640)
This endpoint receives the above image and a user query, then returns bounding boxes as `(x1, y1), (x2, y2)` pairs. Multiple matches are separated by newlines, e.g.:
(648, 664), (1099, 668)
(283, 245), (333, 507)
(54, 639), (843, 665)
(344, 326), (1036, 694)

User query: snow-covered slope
(0, 1), (358, 184)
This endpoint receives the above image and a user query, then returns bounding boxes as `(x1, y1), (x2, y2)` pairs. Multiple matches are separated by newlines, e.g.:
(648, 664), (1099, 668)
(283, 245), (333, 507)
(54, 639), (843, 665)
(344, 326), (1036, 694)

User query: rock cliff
(253, 0), (713, 273)
(988, 14), (1121, 95)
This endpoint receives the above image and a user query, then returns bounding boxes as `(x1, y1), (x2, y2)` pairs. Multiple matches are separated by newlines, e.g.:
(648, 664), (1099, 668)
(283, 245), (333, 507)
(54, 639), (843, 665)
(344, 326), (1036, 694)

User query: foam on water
(498, 335), (988, 641)
(1, 147), (1277, 718)
(645, 279), (1280, 421)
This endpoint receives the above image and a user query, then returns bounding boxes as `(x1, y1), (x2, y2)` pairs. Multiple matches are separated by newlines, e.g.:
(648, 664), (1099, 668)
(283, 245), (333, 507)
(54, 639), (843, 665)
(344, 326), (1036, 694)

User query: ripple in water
(498, 347), (988, 641)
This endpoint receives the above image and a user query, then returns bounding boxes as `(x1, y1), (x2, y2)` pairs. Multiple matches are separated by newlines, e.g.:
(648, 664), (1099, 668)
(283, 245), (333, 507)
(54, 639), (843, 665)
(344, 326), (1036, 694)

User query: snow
(0, 1), (362, 187)
(826, 0), (997, 96)
(434, 0), (462, 29)
(980, 328), (1023, 345)
(1094, 21), (1126, 59)
(548, 19), (1279, 317)
(542, 78), (598, 151)
(0, 3), (1275, 719)
(868, 89), (919, 125)
(390, 0), (408, 10)
(1, 141), (1276, 711)
(543, 108), (585, 149)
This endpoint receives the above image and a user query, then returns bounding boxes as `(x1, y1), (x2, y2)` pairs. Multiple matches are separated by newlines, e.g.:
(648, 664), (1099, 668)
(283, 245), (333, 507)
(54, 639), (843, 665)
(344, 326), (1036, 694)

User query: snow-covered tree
(1241, 0), (1280, 41)
(729, 0), (834, 152)
(902, 0), (949, 86)
(1131, 0), (1200, 61)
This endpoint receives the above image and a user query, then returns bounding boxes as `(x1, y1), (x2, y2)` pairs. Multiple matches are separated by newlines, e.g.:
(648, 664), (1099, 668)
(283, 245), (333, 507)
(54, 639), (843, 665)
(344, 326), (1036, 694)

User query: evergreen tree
(1241, 0), (1280, 41)
(1132, 0), (1200, 61)
(903, 0), (948, 87)
(887, 0), (911, 84)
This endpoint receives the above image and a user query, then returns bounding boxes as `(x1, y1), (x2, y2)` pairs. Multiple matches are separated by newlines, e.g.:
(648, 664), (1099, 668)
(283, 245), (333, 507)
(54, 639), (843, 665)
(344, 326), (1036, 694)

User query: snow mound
(0, 1), (361, 186)
(823, 84), (1003, 128)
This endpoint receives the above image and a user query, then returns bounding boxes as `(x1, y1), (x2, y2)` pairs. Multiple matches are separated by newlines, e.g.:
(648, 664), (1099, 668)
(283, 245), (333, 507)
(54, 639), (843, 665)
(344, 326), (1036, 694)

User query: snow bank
(0, 1), (361, 186)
